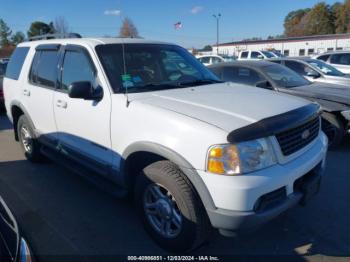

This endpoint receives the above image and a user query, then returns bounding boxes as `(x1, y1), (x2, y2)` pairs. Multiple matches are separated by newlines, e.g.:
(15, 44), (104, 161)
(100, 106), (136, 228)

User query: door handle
(56, 100), (67, 109)
(23, 89), (30, 96)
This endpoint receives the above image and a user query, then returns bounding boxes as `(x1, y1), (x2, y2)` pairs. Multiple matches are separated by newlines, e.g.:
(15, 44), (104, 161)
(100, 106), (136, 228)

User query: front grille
(276, 116), (320, 156)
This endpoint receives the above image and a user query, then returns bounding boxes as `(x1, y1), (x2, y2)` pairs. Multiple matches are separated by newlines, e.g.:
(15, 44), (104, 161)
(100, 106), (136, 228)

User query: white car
(196, 55), (225, 66)
(314, 51), (350, 74)
(238, 50), (276, 60)
(4, 37), (327, 252)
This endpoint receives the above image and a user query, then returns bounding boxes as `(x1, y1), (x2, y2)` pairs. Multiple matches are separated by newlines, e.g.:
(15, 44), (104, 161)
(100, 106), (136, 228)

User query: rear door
(53, 44), (113, 176)
(24, 45), (60, 143)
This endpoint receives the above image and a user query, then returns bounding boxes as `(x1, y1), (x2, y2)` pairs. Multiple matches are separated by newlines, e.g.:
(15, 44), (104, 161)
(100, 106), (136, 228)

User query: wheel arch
(121, 141), (216, 211)
(9, 101), (35, 141)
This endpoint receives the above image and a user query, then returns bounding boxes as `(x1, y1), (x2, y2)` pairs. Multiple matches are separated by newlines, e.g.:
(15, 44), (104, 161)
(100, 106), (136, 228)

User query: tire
(17, 115), (44, 162)
(134, 160), (211, 252)
(321, 112), (345, 150)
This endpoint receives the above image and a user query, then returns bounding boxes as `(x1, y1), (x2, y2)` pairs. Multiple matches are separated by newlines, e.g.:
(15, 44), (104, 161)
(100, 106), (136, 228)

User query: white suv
(238, 50), (276, 60)
(4, 37), (327, 252)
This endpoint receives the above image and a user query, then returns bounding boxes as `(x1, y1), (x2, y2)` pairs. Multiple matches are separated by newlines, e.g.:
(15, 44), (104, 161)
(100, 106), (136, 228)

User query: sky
(0, 0), (341, 48)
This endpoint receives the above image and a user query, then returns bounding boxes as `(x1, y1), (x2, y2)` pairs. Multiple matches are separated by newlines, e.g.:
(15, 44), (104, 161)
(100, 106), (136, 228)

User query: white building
(213, 33), (350, 57)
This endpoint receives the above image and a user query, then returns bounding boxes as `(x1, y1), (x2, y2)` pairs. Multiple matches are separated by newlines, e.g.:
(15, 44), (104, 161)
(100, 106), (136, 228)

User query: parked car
(196, 55), (225, 66)
(314, 51), (350, 74)
(0, 61), (8, 110)
(270, 57), (350, 86)
(209, 60), (350, 148)
(4, 38), (327, 252)
(238, 50), (276, 60)
(0, 196), (33, 262)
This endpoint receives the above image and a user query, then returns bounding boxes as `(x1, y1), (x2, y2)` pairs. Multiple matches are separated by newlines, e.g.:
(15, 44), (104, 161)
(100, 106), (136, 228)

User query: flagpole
(213, 14), (221, 55)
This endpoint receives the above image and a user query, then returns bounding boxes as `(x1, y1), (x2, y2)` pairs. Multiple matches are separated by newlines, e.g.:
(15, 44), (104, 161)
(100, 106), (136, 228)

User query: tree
(27, 21), (55, 38)
(54, 16), (69, 34)
(0, 19), (12, 47)
(119, 17), (139, 38)
(202, 45), (212, 51)
(304, 2), (334, 35)
(284, 8), (310, 36)
(11, 31), (25, 45)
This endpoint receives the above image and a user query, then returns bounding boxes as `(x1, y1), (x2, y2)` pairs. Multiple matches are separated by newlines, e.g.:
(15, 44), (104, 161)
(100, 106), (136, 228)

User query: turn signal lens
(207, 159), (225, 174)
(207, 145), (240, 175)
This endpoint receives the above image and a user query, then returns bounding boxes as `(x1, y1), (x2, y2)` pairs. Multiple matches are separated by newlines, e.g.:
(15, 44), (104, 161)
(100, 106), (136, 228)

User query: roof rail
(28, 33), (82, 41)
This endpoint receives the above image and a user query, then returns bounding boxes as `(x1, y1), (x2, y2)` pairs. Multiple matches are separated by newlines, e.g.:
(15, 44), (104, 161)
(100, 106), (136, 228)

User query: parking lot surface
(0, 113), (350, 261)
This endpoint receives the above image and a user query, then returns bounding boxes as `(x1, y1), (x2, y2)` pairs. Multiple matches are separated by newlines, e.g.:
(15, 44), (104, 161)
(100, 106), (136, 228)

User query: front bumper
(207, 163), (323, 236)
(198, 133), (327, 234)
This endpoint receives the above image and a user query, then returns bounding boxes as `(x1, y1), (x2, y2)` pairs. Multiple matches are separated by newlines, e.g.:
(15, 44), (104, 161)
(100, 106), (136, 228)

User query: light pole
(213, 13), (221, 55)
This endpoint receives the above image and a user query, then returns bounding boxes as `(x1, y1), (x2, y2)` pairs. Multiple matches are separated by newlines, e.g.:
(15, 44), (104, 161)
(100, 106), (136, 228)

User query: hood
(127, 83), (309, 132)
(291, 82), (350, 106)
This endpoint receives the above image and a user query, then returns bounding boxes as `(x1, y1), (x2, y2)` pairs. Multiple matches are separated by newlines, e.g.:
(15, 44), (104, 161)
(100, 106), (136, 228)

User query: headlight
(341, 110), (350, 121)
(207, 138), (277, 175)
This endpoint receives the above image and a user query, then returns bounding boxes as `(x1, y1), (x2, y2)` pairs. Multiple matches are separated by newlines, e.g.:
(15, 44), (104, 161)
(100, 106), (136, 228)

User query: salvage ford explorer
(3, 37), (328, 252)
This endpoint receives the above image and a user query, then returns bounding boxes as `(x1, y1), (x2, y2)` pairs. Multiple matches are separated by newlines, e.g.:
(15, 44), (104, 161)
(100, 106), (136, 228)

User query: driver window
(61, 50), (95, 91)
(284, 61), (311, 76)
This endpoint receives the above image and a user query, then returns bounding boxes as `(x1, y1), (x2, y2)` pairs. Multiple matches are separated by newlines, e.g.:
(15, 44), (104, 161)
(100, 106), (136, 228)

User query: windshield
(0, 62), (7, 76)
(95, 44), (220, 93)
(261, 51), (275, 58)
(307, 59), (345, 76)
(263, 64), (311, 88)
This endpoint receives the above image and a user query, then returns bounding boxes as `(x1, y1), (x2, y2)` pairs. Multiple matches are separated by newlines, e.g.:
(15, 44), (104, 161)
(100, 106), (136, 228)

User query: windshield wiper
(125, 83), (179, 93)
(177, 79), (223, 87)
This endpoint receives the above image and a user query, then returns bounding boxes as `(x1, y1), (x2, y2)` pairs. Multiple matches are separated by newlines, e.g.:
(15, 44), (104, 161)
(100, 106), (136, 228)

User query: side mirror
(256, 80), (273, 90)
(306, 70), (321, 79)
(68, 81), (103, 100)
(257, 55), (264, 60)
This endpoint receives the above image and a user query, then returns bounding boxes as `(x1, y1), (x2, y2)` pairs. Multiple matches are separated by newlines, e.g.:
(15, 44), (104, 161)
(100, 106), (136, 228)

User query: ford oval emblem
(302, 129), (310, 140)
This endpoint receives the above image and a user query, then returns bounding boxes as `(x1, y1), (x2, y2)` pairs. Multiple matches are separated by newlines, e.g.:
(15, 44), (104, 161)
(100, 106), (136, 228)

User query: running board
(40, 146), (128, 198)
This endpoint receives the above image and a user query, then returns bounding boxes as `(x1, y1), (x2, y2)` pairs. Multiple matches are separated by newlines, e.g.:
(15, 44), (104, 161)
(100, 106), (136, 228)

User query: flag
(174, 22), (182, 30)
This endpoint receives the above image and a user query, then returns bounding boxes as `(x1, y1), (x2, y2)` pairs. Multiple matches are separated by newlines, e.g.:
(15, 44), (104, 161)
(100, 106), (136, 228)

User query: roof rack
(28, 33), (82, 41)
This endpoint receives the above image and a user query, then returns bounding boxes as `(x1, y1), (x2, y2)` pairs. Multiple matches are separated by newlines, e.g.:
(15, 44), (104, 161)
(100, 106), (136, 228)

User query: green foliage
(11, 31), (25, 44)
(284, 0), (350, 36)
(27, 21), (55, 38)
(305, 2), (334, 35)
(0, 19), (12, 46)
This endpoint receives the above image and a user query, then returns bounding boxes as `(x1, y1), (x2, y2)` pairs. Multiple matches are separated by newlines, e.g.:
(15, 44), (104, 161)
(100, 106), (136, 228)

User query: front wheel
(321, 112), (345, 150)
(134, 161), (210, 252)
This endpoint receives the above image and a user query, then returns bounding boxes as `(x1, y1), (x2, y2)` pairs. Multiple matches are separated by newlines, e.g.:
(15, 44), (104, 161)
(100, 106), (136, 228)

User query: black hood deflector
(227, 103), (321, 143)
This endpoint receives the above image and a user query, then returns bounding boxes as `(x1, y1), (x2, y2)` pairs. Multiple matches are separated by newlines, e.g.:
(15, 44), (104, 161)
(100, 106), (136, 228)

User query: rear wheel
(321, 112), (345, 150)
(17, 115), (44, 162)
(134, 160), (210, 252)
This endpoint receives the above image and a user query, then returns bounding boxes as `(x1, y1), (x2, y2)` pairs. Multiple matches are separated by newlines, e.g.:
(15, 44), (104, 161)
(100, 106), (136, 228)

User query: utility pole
(213, 13), (221, 55)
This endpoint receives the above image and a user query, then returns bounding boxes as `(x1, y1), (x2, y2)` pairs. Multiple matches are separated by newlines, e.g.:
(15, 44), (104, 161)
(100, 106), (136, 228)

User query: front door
(53, 45), (112, 175)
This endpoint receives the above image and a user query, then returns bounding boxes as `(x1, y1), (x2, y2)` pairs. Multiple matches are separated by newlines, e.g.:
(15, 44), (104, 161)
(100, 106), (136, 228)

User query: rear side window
(240, 52), (248, 58)
(222, 66), (263, 85)
(5, 47), (30, 80)
(330, 54), (350, 65)
(30, 50), (59, 88)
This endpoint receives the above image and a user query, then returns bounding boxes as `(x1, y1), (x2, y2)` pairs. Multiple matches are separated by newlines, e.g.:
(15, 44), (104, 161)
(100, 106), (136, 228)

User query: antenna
(121, 41), (130, 107)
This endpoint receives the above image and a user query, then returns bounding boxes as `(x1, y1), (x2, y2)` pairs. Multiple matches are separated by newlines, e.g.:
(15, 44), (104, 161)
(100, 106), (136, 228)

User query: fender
(9, 100), (36, 140)
(121, 141), (216, 210)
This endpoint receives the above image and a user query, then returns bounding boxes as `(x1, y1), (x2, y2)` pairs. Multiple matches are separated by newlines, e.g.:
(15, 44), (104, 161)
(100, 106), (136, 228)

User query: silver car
(269, 57), (350, 86)
(314, 51), (350, 74)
